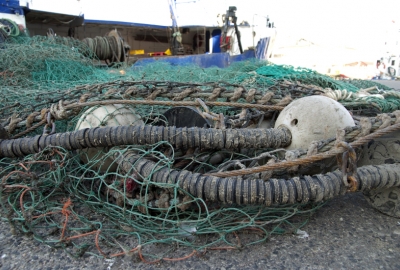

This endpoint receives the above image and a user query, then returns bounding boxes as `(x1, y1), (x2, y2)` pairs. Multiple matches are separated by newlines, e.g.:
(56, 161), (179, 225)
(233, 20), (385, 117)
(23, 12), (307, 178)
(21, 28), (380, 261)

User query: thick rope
(11, 119), (47, 139)
(115, 151), (400, 206)
(208, 121), (400, 177)
(0, 125), (292, 158)
(62, 99), (284, 112)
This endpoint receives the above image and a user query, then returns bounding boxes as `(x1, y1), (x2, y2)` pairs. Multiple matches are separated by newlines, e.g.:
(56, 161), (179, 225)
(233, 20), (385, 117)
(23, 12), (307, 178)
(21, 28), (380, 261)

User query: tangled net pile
(1, 33), (400, 262)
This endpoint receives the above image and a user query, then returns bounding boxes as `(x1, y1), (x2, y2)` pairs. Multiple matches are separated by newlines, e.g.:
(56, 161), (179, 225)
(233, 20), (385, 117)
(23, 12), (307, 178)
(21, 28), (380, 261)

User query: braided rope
(62, 99), (284, 112)
(208, 121), (400, 177)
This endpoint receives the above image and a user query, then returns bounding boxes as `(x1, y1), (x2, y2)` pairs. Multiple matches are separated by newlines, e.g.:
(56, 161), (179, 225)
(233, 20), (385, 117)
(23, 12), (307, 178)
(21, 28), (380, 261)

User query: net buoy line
(0, 80), (247, 116)
(2, 78), (393, 136)
(0, 79), (299, 113)
(0, 79), (299, 133)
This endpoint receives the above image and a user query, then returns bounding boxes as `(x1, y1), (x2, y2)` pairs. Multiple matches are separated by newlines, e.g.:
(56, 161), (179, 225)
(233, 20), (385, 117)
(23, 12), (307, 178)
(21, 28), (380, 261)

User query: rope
(146, 89), (163, 100)
(377, 113), (391, 129)
(26, 112), (40, 128)
(246, 88), (256, 103)
(257, 92), (274, 104)
(81, 31), (124, 63)
(315, 114), (399, 153)
(11, 119), (46, 139)
(7, 114), (22, 134)
(50, 100), (69, 120)
(172, 88), (196, 101)
(62, 99), (285, 113)
(208, 87), (223, 101)
(358, 117), (372, 138)
(3, 76), (399, 134)
(230, 87), (244, 102)
(116, 151), (400, 205)
(208, 121), (400, 177)
(0, 125), (292, 158)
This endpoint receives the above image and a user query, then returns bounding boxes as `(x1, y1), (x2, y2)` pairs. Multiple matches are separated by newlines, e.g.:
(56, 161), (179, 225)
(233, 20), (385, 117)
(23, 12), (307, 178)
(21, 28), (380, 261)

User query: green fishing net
(0, 32), (398, 260)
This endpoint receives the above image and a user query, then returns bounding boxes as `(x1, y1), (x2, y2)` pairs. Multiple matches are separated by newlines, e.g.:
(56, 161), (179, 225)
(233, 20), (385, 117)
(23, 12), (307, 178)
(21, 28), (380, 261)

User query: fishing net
(0, 30), (399, 261)
(0, 35), (114, 87)
(0, 145), (323, 259)
(130, 60), (359, 91)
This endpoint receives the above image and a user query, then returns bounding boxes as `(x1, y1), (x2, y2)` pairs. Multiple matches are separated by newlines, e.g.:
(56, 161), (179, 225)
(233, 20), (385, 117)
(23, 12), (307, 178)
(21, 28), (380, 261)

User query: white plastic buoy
(274, 96), (355, 150)
(75, 104), (144, 171)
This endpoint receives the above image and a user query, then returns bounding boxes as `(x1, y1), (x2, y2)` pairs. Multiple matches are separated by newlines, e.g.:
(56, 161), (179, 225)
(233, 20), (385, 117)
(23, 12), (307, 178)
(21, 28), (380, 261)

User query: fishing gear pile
(1, 30), (400, 262)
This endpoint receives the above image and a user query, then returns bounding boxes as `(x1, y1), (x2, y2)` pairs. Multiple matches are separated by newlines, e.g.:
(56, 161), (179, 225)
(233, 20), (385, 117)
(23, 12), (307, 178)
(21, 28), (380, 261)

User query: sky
(213, 0), (400, 48)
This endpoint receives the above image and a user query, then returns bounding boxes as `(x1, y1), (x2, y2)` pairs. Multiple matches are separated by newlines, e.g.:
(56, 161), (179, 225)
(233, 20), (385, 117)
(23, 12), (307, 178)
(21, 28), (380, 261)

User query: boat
(1, 0), (277, 67)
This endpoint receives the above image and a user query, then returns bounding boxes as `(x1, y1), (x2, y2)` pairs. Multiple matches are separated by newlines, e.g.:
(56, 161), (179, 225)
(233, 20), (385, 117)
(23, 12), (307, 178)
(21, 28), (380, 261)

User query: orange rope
(59, 198), (72, 241)
(162, 250), (197, 261)
(1, 171), (32, 184)
(32, 211), (59, 219)
(110, 246), (140, 258)
(138, 247), (162, 264)
(19, 187), (32, 216)
(95, 230), (107, 257)
(64, 230), (98, 241)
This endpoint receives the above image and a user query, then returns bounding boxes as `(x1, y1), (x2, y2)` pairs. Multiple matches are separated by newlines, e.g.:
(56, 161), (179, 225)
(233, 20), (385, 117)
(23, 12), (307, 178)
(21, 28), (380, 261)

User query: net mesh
(0, 32), (398, 260)
(1, 145), (322, 259)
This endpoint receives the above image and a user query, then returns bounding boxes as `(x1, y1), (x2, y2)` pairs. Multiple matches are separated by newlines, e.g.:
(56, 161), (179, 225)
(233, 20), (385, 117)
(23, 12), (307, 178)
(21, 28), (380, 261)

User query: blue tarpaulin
(0, 0), (24, 15)
(133, 50), (256, 69)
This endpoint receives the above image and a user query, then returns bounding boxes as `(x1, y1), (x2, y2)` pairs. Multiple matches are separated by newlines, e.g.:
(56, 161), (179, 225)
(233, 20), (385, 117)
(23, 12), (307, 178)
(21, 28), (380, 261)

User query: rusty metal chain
(43, 112), (56, 135)
(336, 141), (358, 192)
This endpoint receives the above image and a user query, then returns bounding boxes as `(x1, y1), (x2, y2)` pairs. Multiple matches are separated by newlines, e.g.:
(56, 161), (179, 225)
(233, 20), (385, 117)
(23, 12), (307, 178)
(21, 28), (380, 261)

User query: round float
(274, 95), (355, 150)
(75, 104), (144, 171)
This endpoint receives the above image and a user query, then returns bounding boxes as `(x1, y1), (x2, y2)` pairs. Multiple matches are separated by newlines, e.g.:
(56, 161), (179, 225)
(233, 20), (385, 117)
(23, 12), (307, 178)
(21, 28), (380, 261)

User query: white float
(274, 96), (355, 150)
(75, 104), (144, 171)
